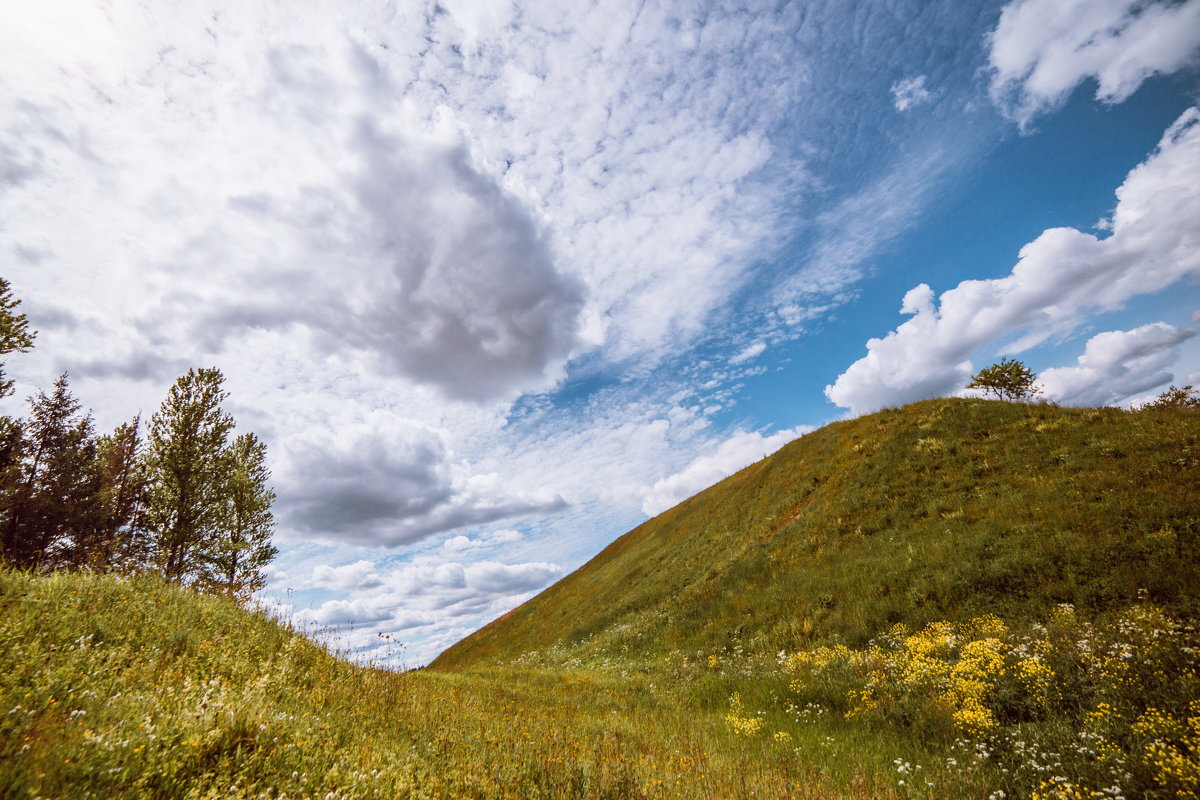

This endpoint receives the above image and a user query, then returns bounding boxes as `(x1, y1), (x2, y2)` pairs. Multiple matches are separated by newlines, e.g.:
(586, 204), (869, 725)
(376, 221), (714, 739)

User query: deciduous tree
(200, 432), (277, 599)
(965, 358), (1041, 402)
(145, 368), (234, 583)
(0, 277), (35, 399)
(1140, 384), (1200, 410)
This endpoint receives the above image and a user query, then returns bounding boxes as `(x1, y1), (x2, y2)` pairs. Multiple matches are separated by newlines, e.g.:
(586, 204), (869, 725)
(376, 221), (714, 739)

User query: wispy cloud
(891, 75), (934, 112)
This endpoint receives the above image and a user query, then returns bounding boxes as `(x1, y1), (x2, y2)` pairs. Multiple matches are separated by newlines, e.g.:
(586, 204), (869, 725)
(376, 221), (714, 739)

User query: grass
(0, 569), (917, 799)
(434, 399), (1200, 670)
(2, 398), (1198, 798)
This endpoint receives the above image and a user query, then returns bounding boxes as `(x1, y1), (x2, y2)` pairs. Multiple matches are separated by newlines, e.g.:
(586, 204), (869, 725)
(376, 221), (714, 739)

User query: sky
(2, 0), (1198, 666)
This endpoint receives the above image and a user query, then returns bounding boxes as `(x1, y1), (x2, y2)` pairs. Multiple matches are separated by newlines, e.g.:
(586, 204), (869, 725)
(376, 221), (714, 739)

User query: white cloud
(310, 560), (385, 591)
(276, 416), (566, 547)
(441, 528), (523, 551)
(291, 557), (564, 662)
(988, 0), (1200, 127)
(641, 425), (812, 517)
(730, 341), (767, 365)
(827, 107), (1200, 415)
(891, 75), (934, 111)
(1040, 322), (1197, 407)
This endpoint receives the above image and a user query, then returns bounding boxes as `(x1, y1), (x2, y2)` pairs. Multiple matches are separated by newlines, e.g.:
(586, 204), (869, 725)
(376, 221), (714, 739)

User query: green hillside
(4, 398), (1199, 799)
(2, 569), (901, 799)
(434, 398), (1200, 669)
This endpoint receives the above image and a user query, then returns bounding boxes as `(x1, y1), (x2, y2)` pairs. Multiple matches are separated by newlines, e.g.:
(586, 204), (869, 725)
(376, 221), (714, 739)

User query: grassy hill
(4, 398), (1198, 799)
(434, 398), (1200, 669)
(1, 569), (918, 799)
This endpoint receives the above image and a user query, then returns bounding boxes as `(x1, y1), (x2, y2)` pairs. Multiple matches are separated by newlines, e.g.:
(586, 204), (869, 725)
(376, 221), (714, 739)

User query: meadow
(3, 399), (1198, 798)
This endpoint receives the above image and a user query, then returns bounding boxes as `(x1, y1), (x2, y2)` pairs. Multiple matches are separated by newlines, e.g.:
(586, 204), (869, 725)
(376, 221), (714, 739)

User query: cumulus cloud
(442, 528), (523, 552)
(641, 425), (811, 517)
(277, 418), (567, 547)
(307, 122), (585, 401)
(827, 107), (1200, 415)
(1040, 322), (1197, 407)
(310, 560), (385, 592)
(989, 0), (1200, 127)
(891, 75), (934, 111)
(294, 558), (563, 635)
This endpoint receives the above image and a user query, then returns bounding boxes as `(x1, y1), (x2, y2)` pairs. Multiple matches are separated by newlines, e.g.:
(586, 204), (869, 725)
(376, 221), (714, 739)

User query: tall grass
(436, 400), (1200, 670)
(4, 399), (1197, 799)
(0, 569), (909, 799)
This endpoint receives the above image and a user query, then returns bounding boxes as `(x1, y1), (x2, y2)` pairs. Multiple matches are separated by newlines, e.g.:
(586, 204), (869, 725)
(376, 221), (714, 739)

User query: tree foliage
(1140, 384), (1200, 410)
(145, 368), (236, 583)
(2, 375), (101, 570)
(200, 432), (278, 599)
(0, 278), (278, 599)
(0, 278), (36, 399)
(965, 358), (1041, 402)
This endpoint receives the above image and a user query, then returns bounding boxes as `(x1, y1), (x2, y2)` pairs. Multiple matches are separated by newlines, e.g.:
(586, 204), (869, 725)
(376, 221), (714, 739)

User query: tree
(200, 432), (277, 600)
(2, 374), (101, 570)
(90, 416), (150, 572)
(144, 368), (234, 583)
(965, 358), (1041, 402)
(0, 278), (36, 399)
(1140, 385), (1200, 410)
(0, 278), (36, 563)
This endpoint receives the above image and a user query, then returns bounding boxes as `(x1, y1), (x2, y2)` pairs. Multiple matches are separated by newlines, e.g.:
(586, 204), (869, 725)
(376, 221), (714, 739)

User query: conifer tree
(0, 278), (35, 563)
(144, 368), (234, 583)
(3, 374), (101, 570)
(0, 277), (36, 400)
(201, 432), (277, 599)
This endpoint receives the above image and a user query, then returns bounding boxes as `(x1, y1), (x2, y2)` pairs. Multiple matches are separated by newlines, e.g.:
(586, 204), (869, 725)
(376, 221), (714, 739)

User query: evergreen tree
(0, 277), (36, 399)
(3, 374), (101, 570)
(201, 432), (277, 599)
(144, 368), (235, 583)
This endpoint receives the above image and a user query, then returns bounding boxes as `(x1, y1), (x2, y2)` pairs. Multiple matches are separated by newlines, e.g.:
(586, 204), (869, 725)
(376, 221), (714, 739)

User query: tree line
(0, 278), (277, 599)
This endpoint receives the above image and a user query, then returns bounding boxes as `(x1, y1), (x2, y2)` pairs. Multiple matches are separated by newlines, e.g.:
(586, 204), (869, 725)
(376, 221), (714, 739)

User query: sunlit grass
(0, 569), (905, 799)
(4, 399), (1197, 798)
(437, 399), (1200, 670)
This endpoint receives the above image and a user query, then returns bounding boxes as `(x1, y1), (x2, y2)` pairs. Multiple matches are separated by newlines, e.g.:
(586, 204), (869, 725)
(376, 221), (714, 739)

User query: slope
(433, 398), (1200, 669)
(2, 569), (905, 799)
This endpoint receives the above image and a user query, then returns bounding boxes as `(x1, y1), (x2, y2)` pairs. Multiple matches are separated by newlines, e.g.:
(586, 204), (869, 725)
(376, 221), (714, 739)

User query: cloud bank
(827, 107), (1200, 415)
(1040, 322), (1197, 407)
(989, 0), (1200, 127)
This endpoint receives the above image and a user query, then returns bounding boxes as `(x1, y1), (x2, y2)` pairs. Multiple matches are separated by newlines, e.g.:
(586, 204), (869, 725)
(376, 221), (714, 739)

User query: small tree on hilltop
(1140, 385), (1200, 410)
(966, 358), (1041, 402)
(199, 432), (277, 600)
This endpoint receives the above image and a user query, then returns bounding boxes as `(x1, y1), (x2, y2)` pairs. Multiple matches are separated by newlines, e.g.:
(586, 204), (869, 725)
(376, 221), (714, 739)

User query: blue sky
(2, 0), (1198, 664)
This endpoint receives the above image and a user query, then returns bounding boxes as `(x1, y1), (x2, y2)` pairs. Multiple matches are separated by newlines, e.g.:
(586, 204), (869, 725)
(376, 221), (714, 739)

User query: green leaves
(0, 277), (36, 399)
(146, 368), (236, 582)
(965, 358), (1041, 402)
